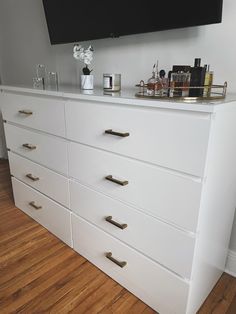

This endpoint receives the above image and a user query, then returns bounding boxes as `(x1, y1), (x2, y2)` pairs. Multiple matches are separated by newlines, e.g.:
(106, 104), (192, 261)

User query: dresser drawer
(1, 93), (65, 136)
(72, 214), (189, 314)
(66, 100), (210, 176)
(9, 152), (69, 207)
(69, 143), (202, 232)
(12, 178), (72, 246)
(70, 181), (195, 279)
(4, 123), (68, 175)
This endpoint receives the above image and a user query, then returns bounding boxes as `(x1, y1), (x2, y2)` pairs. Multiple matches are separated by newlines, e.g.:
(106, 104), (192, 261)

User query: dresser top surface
(1, 84), (236, 113)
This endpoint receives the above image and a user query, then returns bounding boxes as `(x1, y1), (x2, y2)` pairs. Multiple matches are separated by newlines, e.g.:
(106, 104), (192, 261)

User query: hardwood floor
(0, 159), (236, 314)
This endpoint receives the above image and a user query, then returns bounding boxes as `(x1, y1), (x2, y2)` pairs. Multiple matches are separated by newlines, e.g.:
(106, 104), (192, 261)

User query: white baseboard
(225, 250), (236, 277)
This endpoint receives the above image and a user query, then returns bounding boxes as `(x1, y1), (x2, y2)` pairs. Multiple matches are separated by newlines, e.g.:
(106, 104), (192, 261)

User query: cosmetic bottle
(147, 62), (163, 96)
(189, 58), (206, 97)
(204, 65), (213, 97)
(159, 70), (169, 95)
(168, 66), (191, 97)
(169, 71), (191, 97)
(147, 64), (157, 96)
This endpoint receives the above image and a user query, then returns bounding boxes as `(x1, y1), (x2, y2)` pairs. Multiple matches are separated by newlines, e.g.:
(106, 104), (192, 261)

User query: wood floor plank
(69, 278), (124, 314)
(198, 273), (236, 313)
(102, 291), (143, 314)
(49, 270), (108, 313)
(0, 159), (236, 314)
(226, 294), (236, 314)
(1, 254), (86, 312)
(0, 240), (65, 285)
(20, 262), (102, 313)
(0, 245), (74, 294)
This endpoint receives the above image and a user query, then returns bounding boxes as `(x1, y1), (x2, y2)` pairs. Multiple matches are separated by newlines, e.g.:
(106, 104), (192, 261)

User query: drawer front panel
(5, 123), (68, 175)
(72, 214), (189, 314)
(1, 93), (65, 136)
(69, 143), (202, 232)
(66, 100), (210, 176)
(9, 152), (69, 207)
(70, 181), (195, 279)
(12, 178), (72, 246)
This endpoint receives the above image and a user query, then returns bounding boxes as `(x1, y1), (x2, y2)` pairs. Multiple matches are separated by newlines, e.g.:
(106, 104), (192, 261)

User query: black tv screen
(42, 0), (223, 45)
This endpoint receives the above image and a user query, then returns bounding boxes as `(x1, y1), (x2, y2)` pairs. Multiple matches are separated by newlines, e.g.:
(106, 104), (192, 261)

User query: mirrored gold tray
(135, 81), (227, 102)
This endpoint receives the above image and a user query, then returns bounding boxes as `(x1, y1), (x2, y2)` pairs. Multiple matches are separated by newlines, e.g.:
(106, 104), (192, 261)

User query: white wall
(1, 0), (236, 256)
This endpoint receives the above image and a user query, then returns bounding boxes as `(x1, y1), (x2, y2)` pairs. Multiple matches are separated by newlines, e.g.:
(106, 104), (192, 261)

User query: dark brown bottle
(189, 58), (206, 97)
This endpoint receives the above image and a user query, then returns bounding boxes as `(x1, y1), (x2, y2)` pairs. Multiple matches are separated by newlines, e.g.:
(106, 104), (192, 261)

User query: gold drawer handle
(105, 175), (128, 186)
(18, 110), (33, 115)
(105, 252), (127, 268)
(26, 173), (40, 181)
(105, 216), (127, 230)
(105, 129), (130, 138)
(29, 201), (42, 210)
(22, 143), (37, 150)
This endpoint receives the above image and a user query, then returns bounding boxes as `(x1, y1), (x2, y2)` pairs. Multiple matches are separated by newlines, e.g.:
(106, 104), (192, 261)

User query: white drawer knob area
(1, 88), (236, 314)
(105, 252), (127, 268)
(25, 173), (40, 181)
(104, 128), (130, 138)
(18, 109), (33, 115)
(105, 215), (128, 230)
(22, 143), (37, 150)
(66, 100), (211, 177)
(28, 200), (42, 210)
(105, 174), (129, 186)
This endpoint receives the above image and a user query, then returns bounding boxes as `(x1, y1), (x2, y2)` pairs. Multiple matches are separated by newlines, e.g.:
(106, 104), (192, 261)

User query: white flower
(73, 44), (94, 65)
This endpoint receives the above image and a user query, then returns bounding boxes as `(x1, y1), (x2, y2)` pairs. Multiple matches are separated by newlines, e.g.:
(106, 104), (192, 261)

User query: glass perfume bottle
(159, 70), (169, 95)
(189, 58), (206, 97)
(147, 64), (157, 96)
(169, 71), (191, 97)
(204, 65), (213, 97)
(147, 62), (163, 96)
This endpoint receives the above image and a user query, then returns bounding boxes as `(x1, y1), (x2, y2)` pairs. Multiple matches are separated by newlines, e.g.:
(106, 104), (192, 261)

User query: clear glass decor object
(48, 72), (59, 91)
(36, 64), (46, 89)
(33, 77), (44, 89)
(81, 75), (94, 90)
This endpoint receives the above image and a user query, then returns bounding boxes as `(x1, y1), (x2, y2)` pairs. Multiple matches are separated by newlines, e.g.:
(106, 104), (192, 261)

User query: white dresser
(1, 85), (236, 314)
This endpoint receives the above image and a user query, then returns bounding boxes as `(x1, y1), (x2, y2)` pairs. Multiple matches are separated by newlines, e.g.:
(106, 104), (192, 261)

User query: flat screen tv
(42, 0), (223, 45)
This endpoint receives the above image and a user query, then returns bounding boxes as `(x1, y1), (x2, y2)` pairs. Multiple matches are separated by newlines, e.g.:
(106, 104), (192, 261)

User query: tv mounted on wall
(42, 0), (223, 45)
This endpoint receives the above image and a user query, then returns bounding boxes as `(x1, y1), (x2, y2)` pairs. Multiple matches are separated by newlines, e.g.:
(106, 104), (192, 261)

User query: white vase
(81, 75), (94, 90)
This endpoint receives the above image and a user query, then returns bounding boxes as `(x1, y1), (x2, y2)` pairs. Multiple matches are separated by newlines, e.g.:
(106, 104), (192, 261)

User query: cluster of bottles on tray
(147, 58), (213, 98)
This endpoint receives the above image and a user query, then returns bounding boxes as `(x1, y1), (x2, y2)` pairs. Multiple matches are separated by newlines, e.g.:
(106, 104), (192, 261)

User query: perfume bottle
(147, 62), (163, 96)
(159, 70), (169, 95)
(169, 71), (191, 97)
(189, 58), (206, 97)
(204, 65), (214, 97)
(147, 65), (156, 96)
